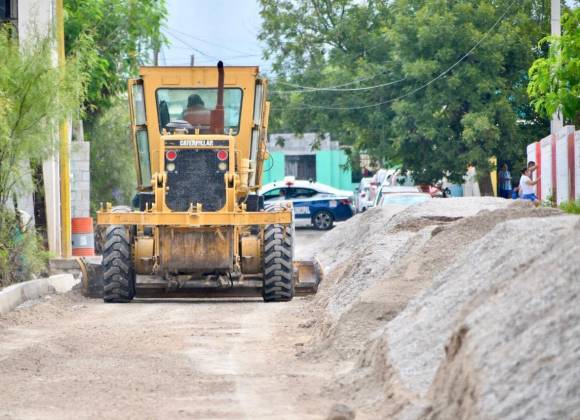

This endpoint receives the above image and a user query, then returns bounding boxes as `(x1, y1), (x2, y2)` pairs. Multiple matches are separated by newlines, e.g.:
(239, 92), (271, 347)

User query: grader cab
(82, 62), (320, 302)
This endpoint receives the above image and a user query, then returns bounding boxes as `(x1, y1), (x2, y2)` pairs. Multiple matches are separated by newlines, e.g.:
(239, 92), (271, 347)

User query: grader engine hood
(163, 137), (231, 212)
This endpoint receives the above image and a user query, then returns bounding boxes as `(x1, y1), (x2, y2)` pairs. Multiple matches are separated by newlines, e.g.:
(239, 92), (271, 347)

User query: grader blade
(77, 257), (104, 299)
(294, 260), (322, 296)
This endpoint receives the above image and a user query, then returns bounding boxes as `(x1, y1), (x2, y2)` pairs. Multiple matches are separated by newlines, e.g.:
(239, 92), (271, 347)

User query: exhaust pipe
(211, 61), (225, 134)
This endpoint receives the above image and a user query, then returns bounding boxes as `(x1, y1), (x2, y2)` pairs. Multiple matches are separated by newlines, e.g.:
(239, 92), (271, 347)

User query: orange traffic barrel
(71, 217), (95, 256)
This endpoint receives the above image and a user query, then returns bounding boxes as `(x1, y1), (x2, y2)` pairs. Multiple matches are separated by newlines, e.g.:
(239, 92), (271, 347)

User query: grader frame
(85, 62), (320, 302)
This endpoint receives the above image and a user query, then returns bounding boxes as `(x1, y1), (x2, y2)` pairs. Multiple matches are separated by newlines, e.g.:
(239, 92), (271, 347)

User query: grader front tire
(262, 224), (295, 302)
(102, 225), (135, 303)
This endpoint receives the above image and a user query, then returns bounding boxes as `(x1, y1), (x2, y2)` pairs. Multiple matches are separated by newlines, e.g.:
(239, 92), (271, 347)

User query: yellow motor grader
(80, 62), (320, 302)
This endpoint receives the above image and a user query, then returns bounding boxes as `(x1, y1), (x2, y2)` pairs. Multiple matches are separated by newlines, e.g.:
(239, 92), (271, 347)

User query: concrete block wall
(70, 141), (91, 217)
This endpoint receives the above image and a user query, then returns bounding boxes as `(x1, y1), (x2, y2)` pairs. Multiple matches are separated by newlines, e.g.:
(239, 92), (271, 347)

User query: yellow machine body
(91, 64), (319, 300)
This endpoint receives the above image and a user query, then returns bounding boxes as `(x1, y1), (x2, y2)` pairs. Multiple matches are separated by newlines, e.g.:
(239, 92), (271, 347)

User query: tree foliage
(528, 8), (580, 125)
(89, 97), (136, 212)
(0, 27), (86, 207)
(260, 0), (557, 183)
(64, 0), (167, 210)
(65, 0), (167, 119)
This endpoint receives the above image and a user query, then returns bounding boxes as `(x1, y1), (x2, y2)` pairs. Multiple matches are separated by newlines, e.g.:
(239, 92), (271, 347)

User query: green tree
(260, 0), (555, 184)
(65, 0), (167, 120)
(89, 97), (136, 212)
(528, 8), (580, 125)
(64, 0), (167, 210)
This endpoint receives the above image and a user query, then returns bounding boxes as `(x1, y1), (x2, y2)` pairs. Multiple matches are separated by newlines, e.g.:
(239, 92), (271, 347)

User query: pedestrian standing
(499, 163), (512, 199)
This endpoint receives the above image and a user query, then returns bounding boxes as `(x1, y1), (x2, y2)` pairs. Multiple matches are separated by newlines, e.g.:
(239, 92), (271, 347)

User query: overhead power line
(270, 60), (395, 90)
(169, 27), (262, 57)
(273, 0), (517, 111)
(270, 77), (407, 94)
(164, 29), (219, 61)
(165, 29), (268, 67)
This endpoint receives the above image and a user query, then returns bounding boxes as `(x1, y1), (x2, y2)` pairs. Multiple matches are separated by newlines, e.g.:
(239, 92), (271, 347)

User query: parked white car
(378, 192), (432, 207)
(373, 185), (423, 207)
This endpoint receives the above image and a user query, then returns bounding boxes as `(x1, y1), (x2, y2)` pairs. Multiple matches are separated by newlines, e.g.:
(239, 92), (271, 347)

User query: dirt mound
(302, 198), (513, 345)
(392, 216), (580, 420)
(302, 198), (512, 326)
(300, 198), (574, 418)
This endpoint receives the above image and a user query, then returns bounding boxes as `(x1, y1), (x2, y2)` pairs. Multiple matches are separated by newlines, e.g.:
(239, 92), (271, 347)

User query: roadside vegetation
(260, 0), (577, 184)
(560, 199), (580, 214)
(528, 7), (580, 125)
(0, 28), (86, 286)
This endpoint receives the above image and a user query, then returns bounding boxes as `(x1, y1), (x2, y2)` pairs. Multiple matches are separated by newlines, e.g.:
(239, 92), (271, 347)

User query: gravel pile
(299, 198), (578, 419)
(303, 198), (510, 327)
(390, 215), (580, 420)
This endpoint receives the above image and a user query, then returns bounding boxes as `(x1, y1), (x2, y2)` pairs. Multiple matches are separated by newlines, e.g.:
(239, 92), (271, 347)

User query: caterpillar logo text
(180, 140), (214, 147)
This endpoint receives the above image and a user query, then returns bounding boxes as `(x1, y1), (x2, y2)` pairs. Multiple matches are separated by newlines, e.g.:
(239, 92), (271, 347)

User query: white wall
(575, 131), (580, 201)
(530, 125), (579, 205)
(17, 0), (61, 254)
(539, 135), (552, 201)
(555, 127), (572, 205)
(17, 0), (55, 43)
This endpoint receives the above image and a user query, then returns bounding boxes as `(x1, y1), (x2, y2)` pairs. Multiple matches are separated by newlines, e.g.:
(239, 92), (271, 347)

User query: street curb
(0, 274), (79, 315)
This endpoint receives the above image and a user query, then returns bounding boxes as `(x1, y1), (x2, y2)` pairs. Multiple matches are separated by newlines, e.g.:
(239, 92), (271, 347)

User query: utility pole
(190, 54), (195, 66)
(56, 0), (72, 258)
(550, 0), (563, 134)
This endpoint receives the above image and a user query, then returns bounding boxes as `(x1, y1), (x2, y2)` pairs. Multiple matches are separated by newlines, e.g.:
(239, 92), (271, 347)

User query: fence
(526, 125), (580, 205)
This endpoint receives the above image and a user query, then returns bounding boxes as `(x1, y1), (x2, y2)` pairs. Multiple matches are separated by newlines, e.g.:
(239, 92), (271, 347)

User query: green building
(262, 133), (354, 191)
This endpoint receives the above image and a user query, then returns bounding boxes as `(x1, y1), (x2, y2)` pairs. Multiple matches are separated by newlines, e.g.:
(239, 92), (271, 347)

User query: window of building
(285, 155), (316, 181)
(0, 0), (17, 21)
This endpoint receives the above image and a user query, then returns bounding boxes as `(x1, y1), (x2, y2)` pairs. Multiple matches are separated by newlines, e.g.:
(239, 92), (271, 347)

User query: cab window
(136, 130), (151, 185)
(156, 88), (243, 134)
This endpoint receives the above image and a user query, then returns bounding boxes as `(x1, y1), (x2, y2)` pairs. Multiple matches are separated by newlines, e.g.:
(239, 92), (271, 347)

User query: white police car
(260, 178), (355, 230)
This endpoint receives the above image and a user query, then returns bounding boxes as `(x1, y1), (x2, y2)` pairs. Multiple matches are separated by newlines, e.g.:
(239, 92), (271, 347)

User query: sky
(161, 0), (272, 72)
(161, 0), (579, 72)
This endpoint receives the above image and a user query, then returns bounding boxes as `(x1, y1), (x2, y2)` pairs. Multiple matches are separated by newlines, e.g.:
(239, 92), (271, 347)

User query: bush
(0, 210), (49, 287)
(559, 200), (580, 214)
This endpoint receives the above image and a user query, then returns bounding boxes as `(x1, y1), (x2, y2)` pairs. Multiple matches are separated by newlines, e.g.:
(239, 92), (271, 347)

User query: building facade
(263, 133), (354, 191)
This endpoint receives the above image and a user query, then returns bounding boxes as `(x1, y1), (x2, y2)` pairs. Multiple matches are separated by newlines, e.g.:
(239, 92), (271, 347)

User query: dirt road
(0, 230), (333, 420)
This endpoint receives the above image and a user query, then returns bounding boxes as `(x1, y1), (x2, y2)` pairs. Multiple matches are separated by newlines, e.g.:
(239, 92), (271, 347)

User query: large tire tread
(262, 224), (294, 302)
(102, 226), (135, 303)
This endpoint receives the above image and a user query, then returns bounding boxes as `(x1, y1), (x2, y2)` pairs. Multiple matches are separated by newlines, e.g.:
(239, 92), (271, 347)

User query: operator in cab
(182, 94), (210, 128)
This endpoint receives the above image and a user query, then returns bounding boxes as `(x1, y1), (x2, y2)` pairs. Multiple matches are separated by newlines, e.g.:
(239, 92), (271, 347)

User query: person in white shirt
(376, 168), (388, 185)
(519, 167), (541, 206)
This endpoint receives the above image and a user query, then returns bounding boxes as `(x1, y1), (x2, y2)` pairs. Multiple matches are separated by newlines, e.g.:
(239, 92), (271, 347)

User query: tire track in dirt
(0, 292), (331, 419)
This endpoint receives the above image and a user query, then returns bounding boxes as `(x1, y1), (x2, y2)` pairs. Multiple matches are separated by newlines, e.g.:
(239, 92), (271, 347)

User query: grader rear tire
(262, 224), (294, 302)
(102, 225), (135, 303)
